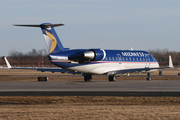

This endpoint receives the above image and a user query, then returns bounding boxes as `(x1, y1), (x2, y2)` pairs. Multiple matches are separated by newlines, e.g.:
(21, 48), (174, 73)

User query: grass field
(1, 68), (180, 82)
(0, 96), (180, 119)
(0, 69), (180, 119)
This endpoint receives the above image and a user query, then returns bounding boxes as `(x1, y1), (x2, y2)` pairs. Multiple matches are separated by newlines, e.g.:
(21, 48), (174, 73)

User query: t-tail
(14, 23), (69, 54)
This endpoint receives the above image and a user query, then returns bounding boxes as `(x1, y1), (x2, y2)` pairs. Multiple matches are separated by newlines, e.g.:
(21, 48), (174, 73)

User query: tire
(84, 75), (92, 82)
(109, 75), (116, 82)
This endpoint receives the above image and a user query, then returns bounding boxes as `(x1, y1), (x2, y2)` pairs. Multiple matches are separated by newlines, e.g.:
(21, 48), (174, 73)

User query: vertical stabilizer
(14, 23), (66, 54)
(40, 23), (65, 53)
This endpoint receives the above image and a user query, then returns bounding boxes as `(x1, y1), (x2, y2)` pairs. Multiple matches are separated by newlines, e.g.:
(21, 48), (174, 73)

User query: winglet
(4, 57), (12, 68)
(169, 55), (173, 68)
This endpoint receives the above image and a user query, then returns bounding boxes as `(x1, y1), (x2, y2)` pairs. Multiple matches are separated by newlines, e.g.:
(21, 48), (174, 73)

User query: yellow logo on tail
(45, 30), (57, 53)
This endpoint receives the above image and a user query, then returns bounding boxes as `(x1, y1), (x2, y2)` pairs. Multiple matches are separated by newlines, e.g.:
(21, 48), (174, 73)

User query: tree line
(0, 48), (180, 67)
(148, 49), (180, 66)
(0, 49), (54, 67)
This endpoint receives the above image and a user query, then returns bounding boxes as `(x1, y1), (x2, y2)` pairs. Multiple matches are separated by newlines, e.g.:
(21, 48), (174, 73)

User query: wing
(4, 57), (80, 74)
(106, 55), (173, 75)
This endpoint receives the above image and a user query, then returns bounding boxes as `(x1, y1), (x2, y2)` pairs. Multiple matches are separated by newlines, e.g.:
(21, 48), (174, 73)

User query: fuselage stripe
(51, 60), (158, 64)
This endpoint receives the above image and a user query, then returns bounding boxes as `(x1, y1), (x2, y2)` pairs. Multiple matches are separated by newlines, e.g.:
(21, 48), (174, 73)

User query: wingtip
(169, 55), (173, 68)
(4, 57), (12, 68)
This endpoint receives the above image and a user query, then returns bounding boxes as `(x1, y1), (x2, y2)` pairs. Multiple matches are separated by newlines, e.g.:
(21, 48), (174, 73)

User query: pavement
(0, 80), (180, 96)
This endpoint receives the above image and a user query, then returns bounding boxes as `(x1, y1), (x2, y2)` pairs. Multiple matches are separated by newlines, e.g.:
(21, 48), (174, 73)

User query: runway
(0, 80), (180, 96)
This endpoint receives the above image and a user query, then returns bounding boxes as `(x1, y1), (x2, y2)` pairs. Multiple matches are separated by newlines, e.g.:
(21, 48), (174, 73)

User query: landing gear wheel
(146, 73), (151, 81)
(109, 75), (116, 82)
(84, 75), (92, 82)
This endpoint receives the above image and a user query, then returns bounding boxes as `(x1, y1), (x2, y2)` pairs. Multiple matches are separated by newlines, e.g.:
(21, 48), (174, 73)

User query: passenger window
(123, 57), (125, 61)
(112, 57), (114, 61)
(109, 57), (111, 60)
(129, 57), (131, 61)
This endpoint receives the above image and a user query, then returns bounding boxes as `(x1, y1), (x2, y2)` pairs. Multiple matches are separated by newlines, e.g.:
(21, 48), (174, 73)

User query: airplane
(4, 23), (174, 82)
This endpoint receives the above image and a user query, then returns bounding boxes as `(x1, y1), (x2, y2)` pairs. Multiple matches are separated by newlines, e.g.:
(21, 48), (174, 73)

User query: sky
(1, 0), (180, 56)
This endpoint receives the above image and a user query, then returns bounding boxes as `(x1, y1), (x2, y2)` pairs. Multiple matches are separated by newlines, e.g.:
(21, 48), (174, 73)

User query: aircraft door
(117, 54), (122, 64)
(145, 55), (150, 68)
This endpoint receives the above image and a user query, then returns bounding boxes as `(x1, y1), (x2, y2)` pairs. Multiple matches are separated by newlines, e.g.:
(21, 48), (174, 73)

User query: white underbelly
(65, 62), (159, 75)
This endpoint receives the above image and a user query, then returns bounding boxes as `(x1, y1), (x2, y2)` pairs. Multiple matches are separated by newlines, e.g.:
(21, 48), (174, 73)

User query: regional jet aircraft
(4, 23), (173, 81)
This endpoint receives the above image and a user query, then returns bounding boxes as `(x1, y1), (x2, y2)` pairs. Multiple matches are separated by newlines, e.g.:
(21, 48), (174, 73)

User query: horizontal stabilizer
(13, 24), (64, 28)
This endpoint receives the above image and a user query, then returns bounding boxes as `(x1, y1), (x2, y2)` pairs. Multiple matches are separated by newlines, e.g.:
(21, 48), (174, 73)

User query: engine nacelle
(83, 49), (106, 61)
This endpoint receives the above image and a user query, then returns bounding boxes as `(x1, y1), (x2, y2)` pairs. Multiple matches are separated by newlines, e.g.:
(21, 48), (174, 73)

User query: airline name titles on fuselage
(121, 52), (145, 57)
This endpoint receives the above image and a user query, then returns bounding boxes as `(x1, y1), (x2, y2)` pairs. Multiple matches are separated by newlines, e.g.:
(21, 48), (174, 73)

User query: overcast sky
(1, 0), (180, 56)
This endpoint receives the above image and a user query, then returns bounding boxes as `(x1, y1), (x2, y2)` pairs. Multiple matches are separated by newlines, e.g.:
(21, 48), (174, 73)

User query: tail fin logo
(45, 30), (57, 53)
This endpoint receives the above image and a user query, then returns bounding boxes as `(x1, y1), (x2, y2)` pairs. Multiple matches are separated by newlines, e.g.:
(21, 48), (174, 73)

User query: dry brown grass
(1, 75), (180, 82)
(0, 96), (180, 105)
(1, 104), (180, 120)
(1, 69), (180, 82)
(3, 104), (180, 120)
(0, 96), (180, 120)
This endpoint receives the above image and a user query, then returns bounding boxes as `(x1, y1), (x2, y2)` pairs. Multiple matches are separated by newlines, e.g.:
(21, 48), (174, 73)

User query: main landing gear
(147, 73), (151, 81)
(83, 73), (151, 82)
(109, 75), (116, 82)
(84, 74), (116, 82)
(84, 74), (92, 82)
